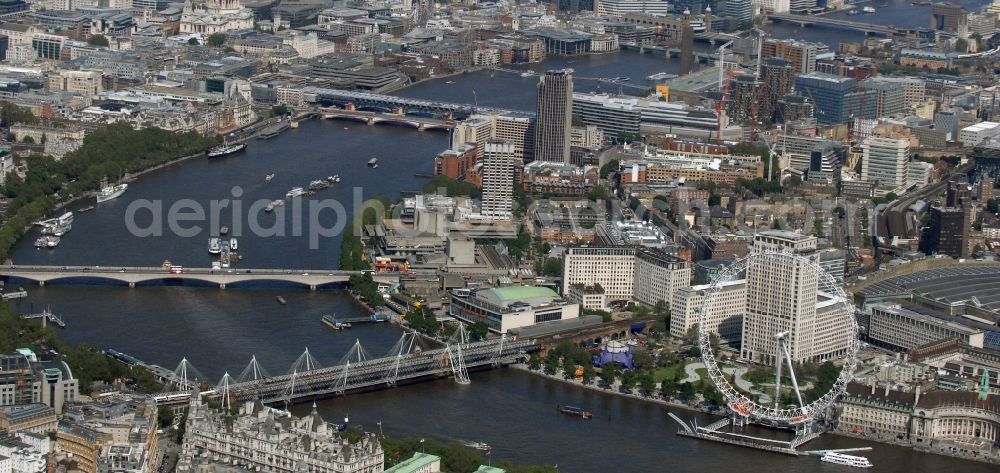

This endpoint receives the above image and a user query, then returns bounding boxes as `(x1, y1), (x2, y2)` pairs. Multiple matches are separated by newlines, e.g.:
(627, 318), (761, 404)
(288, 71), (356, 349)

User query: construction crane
(717, 40), (733, 90)
(753, 27), (767, 79)
(714, 40), (735, 140)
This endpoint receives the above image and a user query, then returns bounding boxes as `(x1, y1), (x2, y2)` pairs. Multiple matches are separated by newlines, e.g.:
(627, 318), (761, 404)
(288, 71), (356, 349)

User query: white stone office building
(741, 230), (852, 364)
(562, 246), (689, 310)
(670, 279), (748, 344)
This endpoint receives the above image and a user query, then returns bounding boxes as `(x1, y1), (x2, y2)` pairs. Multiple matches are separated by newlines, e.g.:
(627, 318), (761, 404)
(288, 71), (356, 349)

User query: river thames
(7, 12), (999, 470)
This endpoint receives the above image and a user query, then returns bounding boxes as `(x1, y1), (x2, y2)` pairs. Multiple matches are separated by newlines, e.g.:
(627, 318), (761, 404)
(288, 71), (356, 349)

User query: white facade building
(754, 0), (791, 14)
(595, 0), (672, 17)
(741, 230), (852, 364)
(632, 248), (691, 309)
(562, 246), (689, 309)
(480, 140), (516, 221)
(451, 114), (533, 162)
(958, 121), (1000, 147)
(179, 0), (254, 35)
(562, 246), (636, 304)
(178, 401), (383, 473)
(861, 136), (910, 193)
(670, 279), (748, 344)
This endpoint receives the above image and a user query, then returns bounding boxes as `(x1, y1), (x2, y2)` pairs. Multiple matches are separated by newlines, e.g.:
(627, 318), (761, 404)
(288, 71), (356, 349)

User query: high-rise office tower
(741, 231), (849, 364)
(922, 206), (970, 258)
(534, 70), (573, 164)
(481, 140), (516, 220)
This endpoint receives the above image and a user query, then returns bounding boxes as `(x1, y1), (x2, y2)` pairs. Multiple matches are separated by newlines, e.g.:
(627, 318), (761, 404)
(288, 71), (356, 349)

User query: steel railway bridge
(150, 327), (538, 407)
(301, 86), (533, 121)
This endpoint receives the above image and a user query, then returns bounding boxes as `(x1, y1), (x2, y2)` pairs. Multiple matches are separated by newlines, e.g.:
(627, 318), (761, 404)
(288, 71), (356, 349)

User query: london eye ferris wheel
(697, 251), (860, 425)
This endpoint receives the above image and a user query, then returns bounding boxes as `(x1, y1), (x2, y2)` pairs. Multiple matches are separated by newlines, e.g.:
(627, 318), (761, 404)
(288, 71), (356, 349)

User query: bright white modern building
(861, 136), (910, 192)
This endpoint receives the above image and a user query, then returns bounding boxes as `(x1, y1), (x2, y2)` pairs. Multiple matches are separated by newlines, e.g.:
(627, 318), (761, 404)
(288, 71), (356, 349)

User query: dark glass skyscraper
(534, 70), (573, 164)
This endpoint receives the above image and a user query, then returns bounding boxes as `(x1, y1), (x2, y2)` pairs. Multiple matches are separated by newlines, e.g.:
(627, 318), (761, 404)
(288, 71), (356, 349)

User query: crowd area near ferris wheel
(541, 227), (1000, 467)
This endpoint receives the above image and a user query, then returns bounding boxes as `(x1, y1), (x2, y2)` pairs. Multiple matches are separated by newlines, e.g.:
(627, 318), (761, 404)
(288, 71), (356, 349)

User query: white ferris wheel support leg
(774, 333), (784, 409)
(781, 337), (806, 410)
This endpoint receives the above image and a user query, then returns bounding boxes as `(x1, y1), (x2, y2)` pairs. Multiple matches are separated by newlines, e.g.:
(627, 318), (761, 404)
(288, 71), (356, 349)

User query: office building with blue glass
(794, 72), (877, 125)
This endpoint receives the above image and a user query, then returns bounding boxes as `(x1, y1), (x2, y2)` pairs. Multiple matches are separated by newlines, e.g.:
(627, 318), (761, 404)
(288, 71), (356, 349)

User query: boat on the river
(41, 223), (71, 236)
(208, 238), (221, 254)
(557, 404), (592, 419)
(276, 296), (287, 305)
(862, 6), (875, 13)
(820, 453), (872, 468)
(229, 238), (238, 251)
(78, 206), (94, 213)
(286, 187), (306, 198)
(207, 142), (246, 158)
(2, 288), (27, 300)
(265, 173), (274, 182)
(368, 158), (378, 168)
(96, 177), (128, 203)
(309, 180), (329, 191)
(460, 440), (490, 451)
(265, 199), (284, 212)
(35, 236), (60, 248)
(220, 226), (230, 235)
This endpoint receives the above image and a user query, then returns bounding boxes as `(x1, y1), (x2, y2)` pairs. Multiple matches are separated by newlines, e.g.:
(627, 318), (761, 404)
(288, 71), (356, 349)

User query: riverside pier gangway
(150, 327), (537, 407)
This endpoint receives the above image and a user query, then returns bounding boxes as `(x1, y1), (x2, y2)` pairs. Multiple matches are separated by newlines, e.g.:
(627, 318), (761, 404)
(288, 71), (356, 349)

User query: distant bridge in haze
(767, 13), (905, 36)
(0, 265), (399, 289)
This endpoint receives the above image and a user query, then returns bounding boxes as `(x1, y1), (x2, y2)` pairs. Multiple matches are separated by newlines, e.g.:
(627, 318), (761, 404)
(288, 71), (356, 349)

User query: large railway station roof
(858, 265), (1000, 313)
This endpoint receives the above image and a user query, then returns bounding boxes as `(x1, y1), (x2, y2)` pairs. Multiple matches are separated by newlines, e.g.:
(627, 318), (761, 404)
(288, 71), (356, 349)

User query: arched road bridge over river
(0, 265), (399, 290)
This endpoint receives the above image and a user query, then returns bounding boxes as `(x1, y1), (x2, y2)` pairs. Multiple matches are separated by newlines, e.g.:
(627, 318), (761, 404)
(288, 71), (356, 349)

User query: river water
(6, 22), (998, 472)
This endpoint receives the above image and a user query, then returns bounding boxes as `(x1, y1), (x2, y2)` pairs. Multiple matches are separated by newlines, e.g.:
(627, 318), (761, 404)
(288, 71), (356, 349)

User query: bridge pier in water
(220, 283), (226, 290)
(129, 282), (135, 288)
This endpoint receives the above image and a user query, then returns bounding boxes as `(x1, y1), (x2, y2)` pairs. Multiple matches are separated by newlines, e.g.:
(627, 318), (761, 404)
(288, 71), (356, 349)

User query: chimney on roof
(871, 383), (876, 395)
(915, 384), (921, 405)
(885, 384), (890, 397)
